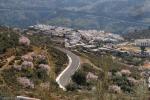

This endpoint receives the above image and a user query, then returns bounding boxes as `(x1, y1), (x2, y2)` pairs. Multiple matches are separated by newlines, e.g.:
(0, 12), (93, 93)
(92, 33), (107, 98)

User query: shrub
(17, 77), (34, 89)
(35, 68), (49, 82)
(108, 85), (122, 94)
(72, 70), (87, 85)
(0, 31), (19, 54)
(112, 76), (133, 93)
(19, 36), (30, 46)
(66, 83), (78, 91)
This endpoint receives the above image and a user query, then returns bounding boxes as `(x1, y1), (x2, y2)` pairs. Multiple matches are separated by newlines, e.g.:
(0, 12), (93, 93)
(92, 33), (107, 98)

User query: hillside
(0, 27), (70, 99)
(123, 28), (150, 40)
(0, 26), (150, 99)
(0, 0), (150, 34)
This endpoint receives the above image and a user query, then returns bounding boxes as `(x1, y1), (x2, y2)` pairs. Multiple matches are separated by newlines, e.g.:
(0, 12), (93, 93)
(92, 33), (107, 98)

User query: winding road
(55, 47), (80, 91)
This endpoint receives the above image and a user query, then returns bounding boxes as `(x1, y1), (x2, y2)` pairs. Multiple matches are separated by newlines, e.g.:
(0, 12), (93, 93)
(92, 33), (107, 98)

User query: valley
(0, 0), (150, 100)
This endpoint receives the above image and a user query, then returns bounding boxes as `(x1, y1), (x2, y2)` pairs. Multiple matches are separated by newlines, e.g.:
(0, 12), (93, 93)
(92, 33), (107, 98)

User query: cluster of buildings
(135, 39), (150, 57)
(28, 24), (124, 51)
(27, 24), (150, 57)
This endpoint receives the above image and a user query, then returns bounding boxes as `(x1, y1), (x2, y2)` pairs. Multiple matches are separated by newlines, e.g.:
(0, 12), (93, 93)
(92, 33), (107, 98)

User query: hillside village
(27, 24), (150, 93)
(0, 25), (150, 100)
(29, 24), (124, 46)
(27, 24), (124, 52)
(1, 0), (150, 100)
(27, 24), (150, 57)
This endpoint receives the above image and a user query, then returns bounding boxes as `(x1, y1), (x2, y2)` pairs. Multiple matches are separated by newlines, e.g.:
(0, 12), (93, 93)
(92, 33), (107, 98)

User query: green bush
(35, 68), (49, 82)
(72, 70), (87, 85)
(112, 76), (133, 93)
(0, 31), (19, 54)
(66, 83), (78, 91)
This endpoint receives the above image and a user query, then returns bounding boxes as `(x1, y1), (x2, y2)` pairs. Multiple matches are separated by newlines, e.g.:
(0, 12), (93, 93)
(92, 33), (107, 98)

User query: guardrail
(16, 96), (40, 100)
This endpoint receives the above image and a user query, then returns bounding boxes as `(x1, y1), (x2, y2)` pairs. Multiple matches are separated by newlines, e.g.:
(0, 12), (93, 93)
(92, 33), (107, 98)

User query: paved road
(55, 47), (80, 91)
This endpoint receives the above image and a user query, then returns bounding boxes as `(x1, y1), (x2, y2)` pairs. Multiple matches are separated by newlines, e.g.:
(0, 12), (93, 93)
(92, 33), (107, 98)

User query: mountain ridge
(0, 0), (150, 34)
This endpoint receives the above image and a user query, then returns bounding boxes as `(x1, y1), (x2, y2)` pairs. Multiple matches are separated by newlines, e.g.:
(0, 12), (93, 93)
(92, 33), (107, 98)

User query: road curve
(55, 47), (80, 91)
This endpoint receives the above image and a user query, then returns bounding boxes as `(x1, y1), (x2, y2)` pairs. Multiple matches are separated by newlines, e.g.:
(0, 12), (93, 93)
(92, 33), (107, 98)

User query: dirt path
(0, 56), (15, 71)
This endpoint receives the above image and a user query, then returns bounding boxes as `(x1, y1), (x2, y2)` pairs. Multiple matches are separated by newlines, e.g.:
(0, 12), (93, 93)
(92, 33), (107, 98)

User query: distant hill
(0, 0), (150, 34)
(123, 28), (150, 40)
